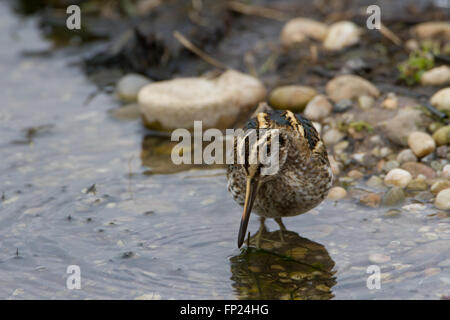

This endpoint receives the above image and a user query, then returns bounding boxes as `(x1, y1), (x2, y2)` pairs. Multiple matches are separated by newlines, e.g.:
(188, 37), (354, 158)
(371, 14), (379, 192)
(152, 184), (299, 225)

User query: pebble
(442, 164), (450, 179)
(116, 73), (151, 102)
(269, 85), (317, 112)
(326, 74), (379, 102)
(382, 95), (398, 109)
(382, 187), (405, 206)
(432, 125), (450, 146)
(322, 128), (345, 146)
(407, 131), (436, 158)
(381, 108), (429, 146)
(367, 175), (384, 189)
(383, 160), (400, 172)
(303, 95), (333, 121)
(430, 87), (450, 112)
(384, 168), (412, 188)
(327, 186), (347, 200)
(421, 66), (450, 86)
(369, 253), (391, 264)
(347, 170), (363, 180)
(431, 180), (450, 195)
(407, 178), (428, 191)
(412, 22), (450, 41)
(401, 162), (436, 180)
(435, 189), (450, 210)
(358, 95), (375, 110)
(323, 21), (361, 51)
(396, 149), (418, 164)
(280, 18), (329, 48)
(333, 99), (353, 113)
(436, 146), (449, 159)
(359, 193), (381, 208)
(138, 70), (266, 130)
(379, 147), (392, 158)
(334, 140), (349, 153)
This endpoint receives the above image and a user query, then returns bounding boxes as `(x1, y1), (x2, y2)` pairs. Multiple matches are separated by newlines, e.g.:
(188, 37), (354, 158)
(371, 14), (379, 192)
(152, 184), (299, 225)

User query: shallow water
(0, 3), (449, 300)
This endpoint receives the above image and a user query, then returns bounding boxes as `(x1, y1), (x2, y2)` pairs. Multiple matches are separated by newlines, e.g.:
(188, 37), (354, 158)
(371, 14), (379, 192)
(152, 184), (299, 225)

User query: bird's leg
(274, 218), (286, 242)
(255, 217), (266, 248)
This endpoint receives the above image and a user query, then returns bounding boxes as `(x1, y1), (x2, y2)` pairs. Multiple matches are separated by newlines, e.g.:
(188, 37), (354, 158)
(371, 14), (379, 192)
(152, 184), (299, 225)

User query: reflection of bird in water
(230, 228), (336, 300)
(227, 103), (332, 247)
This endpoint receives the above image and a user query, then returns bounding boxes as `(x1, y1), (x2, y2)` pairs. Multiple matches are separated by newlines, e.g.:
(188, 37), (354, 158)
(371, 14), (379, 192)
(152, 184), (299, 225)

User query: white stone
(407, 131), (436, 158)
(325, 74), (379, 102)
(396, 149), (418, 164)
(435, 189), (450, 210)
(358, 95), (374, 109)
(412, 22), (450, 41)
(323, 21), (361, 51)
(116, 73), (151, 102)
(327, 186), (347, 200)
(442, 164), (450, 180)
(281, 18), (329, 48)
(322, 128), (345, 146)
(303, 94), (333, 121)
(430, 87), (450, 112)
(138, 70), (266, 130)
(384, 168), (412, 188)
(421, 66), (450, 86)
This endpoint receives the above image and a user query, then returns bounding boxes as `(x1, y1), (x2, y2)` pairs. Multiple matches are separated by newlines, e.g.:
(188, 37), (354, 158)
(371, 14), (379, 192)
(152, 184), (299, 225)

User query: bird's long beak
(237, 177), (259, 248)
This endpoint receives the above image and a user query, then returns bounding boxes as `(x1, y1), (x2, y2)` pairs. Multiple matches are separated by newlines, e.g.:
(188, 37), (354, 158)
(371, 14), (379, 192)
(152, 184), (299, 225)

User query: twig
(380, 23), (402, 46)
(173, 31), (228, 70)
(227, 1), (288, 21)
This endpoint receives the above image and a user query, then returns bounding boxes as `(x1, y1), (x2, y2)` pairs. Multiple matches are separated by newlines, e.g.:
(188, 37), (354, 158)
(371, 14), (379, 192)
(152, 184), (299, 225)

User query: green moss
(348, 121), (374, 132)
(398, 48), (434, 85)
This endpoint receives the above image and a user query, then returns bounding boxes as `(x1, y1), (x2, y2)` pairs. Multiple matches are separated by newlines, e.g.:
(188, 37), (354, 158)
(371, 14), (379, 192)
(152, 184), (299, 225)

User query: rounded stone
(381, 108), (429, 146)
(407, 131), (436, 158)
(323, 21), (361, 51)
(384, 168), (412, 188)
(269, 85), (317, 112)
(325, 74), (379, 102)
(366, 175), (384, 189)
(280, 18), (329, 48)
(430, 87), (450, 112)
(358, 95), (375, 110)
(421, 66), (450, 86)
(432, 125), (450, 146)
(401, 162), (436, 180)
(327, 186), (347, 200)
(322, 128), (345, 146)
(442, 164), (450, 179)
(382, 187), (405, 206)
(396, 149), (418, 164)
(348, 170), (363, 180)
(138, 70), (266, 130)
(303, 95), (333, 121)
(412, 22), (450, 41)
(435, 189), (450, 210)
(430, 180), (450, 195)
(359, 193), (381, 208)
(406, 178), (428, 191)
(116, 73), (151, 102)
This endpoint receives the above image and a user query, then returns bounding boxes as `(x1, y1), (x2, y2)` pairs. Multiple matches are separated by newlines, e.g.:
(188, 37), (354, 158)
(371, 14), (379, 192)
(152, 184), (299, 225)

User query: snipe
(227, 102), (333, 248)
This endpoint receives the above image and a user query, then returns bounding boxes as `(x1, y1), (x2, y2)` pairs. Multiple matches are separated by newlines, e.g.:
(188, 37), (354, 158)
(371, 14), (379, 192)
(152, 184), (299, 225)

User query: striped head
(235, 102), (328, 247)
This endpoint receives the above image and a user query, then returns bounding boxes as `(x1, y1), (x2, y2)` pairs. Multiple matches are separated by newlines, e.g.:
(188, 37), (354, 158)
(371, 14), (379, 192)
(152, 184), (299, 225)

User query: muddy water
(0, 3), (448, 300)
